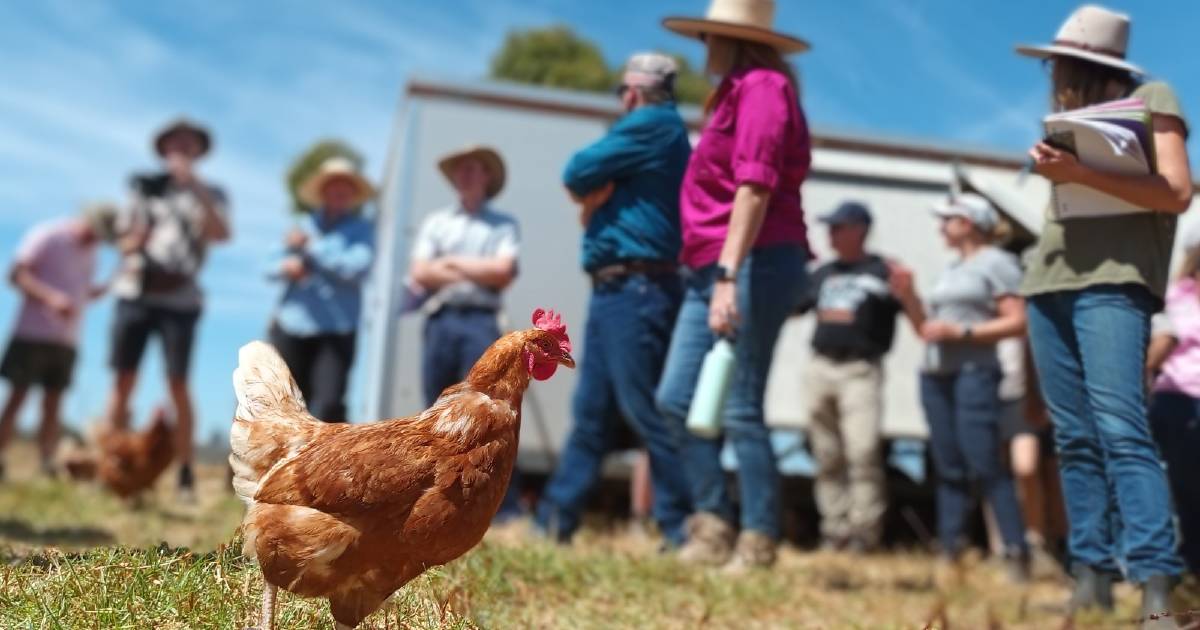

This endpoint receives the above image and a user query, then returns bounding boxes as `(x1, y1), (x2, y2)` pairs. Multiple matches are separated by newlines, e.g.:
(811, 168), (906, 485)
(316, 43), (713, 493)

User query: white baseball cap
(931, 193), (999, 232)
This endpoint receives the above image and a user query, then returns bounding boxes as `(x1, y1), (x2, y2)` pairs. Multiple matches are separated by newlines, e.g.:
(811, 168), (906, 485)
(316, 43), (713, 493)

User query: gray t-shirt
(923, 245), (1023, 374)
(410, 204), (520, 312)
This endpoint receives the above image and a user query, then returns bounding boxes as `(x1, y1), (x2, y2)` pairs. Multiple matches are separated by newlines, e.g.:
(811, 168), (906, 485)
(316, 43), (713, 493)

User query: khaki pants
(804, 354), (886, 545)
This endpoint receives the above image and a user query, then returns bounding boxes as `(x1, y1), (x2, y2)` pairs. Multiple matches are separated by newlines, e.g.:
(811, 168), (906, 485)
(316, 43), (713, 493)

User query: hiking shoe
(1140, 575), (1178, 629)
(177, 464), (197, 504)
(676, 512), (735, 566)
(1004, 547), (1031, 584)
(723, 530), (777, 573)
(1069, 563), (1115, 613)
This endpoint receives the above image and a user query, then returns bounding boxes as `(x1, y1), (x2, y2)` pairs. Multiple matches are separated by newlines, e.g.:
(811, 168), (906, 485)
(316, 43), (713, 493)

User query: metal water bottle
(686, 337), (736, 438)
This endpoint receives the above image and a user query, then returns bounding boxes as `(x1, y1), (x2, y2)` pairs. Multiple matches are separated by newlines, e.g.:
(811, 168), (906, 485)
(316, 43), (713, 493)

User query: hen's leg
(245, 582), (276, 630)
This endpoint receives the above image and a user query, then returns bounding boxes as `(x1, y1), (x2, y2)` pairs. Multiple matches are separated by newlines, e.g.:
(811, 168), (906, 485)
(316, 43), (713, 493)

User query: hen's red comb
(532, 308), (571, 353)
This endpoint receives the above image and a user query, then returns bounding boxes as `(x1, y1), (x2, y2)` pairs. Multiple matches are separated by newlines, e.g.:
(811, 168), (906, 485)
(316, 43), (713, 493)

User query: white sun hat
(1015, 4), (1144, 75)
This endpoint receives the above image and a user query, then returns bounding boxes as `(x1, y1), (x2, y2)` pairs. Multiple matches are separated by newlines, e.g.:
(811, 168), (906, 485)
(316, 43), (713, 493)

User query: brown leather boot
(723, 530), (778, 573)
(676, 512), (735, 566)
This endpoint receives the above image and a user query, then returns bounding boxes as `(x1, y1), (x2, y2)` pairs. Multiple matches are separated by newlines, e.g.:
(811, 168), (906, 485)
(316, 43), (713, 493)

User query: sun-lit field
(0, 441), (1196, 629)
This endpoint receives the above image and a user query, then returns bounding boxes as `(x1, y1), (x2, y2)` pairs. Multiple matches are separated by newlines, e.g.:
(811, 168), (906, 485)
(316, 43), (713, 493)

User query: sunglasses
(615, 84), (631, 97)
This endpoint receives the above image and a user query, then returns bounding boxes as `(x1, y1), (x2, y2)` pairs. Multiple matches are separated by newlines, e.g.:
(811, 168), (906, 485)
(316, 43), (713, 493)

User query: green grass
(1, 443), (1198, 628)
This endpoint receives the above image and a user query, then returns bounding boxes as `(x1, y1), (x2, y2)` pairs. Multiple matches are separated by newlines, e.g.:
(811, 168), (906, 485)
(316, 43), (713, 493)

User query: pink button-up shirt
(678, 66), (811, 269)
(1156, 278), (1200, 399)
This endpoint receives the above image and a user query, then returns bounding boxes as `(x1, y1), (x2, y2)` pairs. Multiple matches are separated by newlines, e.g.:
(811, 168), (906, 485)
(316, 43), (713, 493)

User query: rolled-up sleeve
(732, 77), (791, 190)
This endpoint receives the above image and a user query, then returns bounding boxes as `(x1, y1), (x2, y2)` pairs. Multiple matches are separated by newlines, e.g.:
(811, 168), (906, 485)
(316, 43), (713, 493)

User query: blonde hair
(987, 217), (1014, 247)
(703, 35), (799, 114)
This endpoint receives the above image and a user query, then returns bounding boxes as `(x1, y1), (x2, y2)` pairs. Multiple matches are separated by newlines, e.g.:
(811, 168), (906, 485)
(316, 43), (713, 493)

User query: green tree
(285, 139), (364, 214)
(491, 25), (613, 93)
(668, 55), (711, 106)
(489, 26), (710, 105)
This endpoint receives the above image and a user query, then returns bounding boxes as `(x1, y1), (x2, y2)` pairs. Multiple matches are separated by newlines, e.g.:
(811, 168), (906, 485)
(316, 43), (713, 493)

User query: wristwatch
(715, 264), (737, 283)
(961, 325), (975, 341)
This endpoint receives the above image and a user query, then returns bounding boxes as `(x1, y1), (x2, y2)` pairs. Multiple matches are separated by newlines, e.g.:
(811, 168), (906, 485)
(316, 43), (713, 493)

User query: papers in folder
(1043, 98), (1155, 219)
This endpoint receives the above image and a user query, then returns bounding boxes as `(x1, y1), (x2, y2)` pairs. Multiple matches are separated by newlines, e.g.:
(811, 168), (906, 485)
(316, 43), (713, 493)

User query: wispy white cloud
(873, 0), (1043, 146)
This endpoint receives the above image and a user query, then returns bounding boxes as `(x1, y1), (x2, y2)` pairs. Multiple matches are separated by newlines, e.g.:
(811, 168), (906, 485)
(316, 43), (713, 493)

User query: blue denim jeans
(920, 365), (1027, 556)
(1148, 391), (1200, 575)
(655, 244), (807, 539)
(1027, 285), (1183, 581)
(536, 273), (691, 545)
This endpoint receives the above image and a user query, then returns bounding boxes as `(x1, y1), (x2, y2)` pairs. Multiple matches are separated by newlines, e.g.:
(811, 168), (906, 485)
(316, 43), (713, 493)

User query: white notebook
(1043, 99), (1155, 220)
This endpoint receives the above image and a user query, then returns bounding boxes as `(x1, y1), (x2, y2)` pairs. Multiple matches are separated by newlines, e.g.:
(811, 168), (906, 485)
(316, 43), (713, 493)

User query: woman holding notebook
(1017, 5), (1191, 620)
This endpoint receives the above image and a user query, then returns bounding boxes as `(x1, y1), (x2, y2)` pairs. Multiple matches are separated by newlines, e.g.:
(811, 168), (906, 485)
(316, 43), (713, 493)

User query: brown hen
(230, 308), (573, 629)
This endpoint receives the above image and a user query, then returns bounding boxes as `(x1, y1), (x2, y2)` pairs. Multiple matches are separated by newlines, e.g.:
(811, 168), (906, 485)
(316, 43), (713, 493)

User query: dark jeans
(536, 272), (690, 545)
(422, 307), (521, 517)
(269, 326), (356, 422)
(1148, 391), (1200, 575)
(920, 365), (1027, 556)
(1027, 285), (1183, 581)
(422, 308), (502, 405)
(655, 245), (807, 539)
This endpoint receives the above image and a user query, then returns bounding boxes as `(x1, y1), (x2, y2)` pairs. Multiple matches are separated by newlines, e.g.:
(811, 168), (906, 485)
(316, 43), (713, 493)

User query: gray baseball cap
(931, 193), (998, 232)
(622, 52), (679, 90)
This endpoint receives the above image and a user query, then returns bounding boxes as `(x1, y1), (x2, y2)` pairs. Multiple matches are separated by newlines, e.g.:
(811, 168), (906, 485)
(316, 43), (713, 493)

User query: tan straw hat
(1015, 4), (1144, 75)
(298, 157), (375, 209)
(663, 0), (809, 54)
(153, 117), (212, 158)
(438, 145), (507, 199)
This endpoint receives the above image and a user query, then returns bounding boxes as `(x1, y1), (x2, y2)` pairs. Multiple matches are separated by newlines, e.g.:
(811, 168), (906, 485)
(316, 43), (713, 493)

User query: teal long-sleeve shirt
(563, 103), (691, 272)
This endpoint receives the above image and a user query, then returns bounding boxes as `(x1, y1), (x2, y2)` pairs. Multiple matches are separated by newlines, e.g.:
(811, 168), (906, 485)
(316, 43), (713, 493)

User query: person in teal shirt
(537, 53), (693, 547)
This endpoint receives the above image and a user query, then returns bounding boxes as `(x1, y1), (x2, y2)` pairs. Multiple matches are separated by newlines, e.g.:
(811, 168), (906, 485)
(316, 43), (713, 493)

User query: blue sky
(0, 0), (1195, 443)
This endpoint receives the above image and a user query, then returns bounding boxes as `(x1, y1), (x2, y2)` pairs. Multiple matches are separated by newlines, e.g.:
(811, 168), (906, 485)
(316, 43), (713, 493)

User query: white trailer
(361, 76), (1171, 478)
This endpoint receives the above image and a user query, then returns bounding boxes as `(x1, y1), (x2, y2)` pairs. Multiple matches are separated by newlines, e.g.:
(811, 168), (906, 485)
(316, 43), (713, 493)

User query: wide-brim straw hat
(663, 0), (810, 55)
(298, 157), (375, 209)
(153, 117), (212, 158)
(1015, 4), (1144, 75)
(438, 145), (507, 199)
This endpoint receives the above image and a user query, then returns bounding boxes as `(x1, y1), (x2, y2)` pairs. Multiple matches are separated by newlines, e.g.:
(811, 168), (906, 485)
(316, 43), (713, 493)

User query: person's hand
(708, 280), (739, 336)
(118, 224), (150, 254)
(44, 291), (76, 320)
(920, 320), (963, 343)
(1029, 142), (1085, 184)
(577, 182), (615, 227)
(281, 256), (307, 281)
(887, 260), (915, 299)
(285, 228), (308, 250)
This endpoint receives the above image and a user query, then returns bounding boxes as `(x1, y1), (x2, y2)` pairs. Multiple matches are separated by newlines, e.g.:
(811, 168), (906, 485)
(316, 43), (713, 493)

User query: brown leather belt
(590, 260), (679, 285)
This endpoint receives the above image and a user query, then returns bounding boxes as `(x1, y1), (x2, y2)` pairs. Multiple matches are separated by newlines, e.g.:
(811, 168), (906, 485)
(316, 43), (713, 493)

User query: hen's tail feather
(233, 341), (307, 420)
(229, 341), (327, 506)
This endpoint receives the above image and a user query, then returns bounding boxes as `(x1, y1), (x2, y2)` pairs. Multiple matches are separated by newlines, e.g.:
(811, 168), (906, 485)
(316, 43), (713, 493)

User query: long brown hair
(1050, 55), (1137, 111)
(703, 35), (799, 114)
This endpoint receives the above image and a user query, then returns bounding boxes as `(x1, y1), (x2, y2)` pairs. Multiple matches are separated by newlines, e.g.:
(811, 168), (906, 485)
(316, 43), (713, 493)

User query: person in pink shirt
(0, 204), (118, 478)
(1147, 232), (1200, 577)
(656, 0), (811, 570)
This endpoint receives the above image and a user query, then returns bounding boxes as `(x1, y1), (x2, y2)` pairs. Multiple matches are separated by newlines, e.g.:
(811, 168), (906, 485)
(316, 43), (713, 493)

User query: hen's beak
(558, 352), (576, 369)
